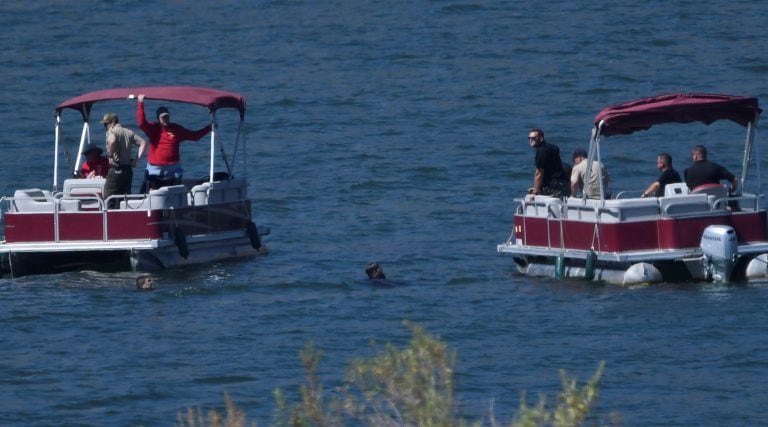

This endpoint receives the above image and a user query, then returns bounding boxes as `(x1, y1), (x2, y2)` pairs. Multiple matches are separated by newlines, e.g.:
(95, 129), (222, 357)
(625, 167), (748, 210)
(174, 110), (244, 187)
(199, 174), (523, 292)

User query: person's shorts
(146, 163), (183, 179)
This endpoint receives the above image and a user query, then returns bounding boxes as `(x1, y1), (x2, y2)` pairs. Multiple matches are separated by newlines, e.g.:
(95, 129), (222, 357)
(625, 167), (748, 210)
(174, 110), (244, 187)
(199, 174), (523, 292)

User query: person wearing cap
(136, 94), (212, 190)
(80, 143), (109, 178)
(570, 147), (609, 199)
(641, 152), (682, 198)
(100, 112), (147, 209)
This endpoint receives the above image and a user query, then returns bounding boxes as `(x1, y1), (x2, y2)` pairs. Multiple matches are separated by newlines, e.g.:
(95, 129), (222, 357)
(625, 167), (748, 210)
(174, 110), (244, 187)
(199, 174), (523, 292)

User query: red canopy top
(56, 86), (246, 119)
(594, 93), (761, 137)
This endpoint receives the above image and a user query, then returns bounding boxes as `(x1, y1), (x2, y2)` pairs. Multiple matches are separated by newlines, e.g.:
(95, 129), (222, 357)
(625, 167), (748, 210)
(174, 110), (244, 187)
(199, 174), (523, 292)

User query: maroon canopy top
(594, 93), (761, 137)
(56, 86), (247, 119)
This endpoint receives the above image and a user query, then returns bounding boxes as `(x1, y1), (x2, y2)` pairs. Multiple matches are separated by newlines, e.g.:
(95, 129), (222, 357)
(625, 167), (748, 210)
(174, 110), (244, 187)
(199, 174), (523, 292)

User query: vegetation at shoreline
(178, 322), (614, 427)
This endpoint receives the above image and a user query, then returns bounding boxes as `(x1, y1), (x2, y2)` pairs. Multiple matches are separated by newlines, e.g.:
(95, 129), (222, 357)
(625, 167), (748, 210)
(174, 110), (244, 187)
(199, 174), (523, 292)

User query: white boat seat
(13, 189), (53, 212)
(189, 182), (210, 206)
(564, 197), (660, 222)
(63, 178), (106, 198)
(664, 182), (689, 197)
(521, 195), (557, 217)
(13, 188), (80, 212)
(599, 198), (660, 222)
(119, 185), (190, 210)
(660, 194), (711, 216)
(189, 178), (245, 206)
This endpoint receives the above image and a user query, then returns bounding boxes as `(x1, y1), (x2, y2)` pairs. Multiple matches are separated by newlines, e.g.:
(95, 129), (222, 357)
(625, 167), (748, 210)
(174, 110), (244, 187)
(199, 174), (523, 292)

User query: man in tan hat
(80, 143), (109, 178)
(100, 112), (147, 208)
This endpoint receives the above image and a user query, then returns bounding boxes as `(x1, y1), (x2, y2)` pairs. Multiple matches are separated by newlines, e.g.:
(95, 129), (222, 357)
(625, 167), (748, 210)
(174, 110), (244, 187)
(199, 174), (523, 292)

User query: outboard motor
(700, 225), (738, 283)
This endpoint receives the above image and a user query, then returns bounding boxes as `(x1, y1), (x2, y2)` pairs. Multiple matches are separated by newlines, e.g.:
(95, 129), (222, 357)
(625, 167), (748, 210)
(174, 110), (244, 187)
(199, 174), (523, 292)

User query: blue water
(2, 1), (768, 425)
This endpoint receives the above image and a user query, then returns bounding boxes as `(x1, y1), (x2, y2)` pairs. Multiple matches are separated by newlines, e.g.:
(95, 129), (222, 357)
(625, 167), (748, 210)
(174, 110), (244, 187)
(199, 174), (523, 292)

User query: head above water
(136, 274), (154, 291)
(365, 262), (386, 279)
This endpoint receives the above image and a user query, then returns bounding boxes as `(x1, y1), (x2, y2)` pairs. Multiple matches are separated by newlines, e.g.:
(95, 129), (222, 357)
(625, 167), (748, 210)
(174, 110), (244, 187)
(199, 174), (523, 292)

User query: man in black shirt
(641, 153), (682, 197)
(528, 128), (567, 197)
(684, 145), (738, 193)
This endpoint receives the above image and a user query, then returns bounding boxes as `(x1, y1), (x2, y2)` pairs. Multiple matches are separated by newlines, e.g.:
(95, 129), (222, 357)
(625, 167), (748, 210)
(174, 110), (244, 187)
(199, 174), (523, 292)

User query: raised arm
(136, 94), (151, 133)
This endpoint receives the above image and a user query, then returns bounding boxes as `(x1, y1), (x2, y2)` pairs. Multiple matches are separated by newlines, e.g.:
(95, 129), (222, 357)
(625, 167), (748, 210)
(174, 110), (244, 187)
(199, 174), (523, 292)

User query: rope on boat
(584, 211), (601, 281)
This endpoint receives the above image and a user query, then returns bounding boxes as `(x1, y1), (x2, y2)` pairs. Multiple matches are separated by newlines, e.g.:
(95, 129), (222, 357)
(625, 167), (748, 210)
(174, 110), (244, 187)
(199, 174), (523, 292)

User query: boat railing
(614, 190), (644, 199)
(117, 185), (190, 210)
(710, 193), (762, 212)
(56, 193), (105, 211)
(516, 190), (764, 223)
(9, 189), (80, 213)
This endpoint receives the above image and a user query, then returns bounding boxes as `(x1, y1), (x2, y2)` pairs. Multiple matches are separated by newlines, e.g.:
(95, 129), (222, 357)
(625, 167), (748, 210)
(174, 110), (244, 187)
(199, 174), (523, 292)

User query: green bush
(179, 322), (613, 427)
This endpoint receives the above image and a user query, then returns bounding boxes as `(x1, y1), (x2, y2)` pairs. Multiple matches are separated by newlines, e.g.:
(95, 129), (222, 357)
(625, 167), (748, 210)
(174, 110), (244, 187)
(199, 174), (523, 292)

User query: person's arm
(106, 132), (117, 158)
(642, 181), (660, 198)
(570, 166), (580, 196)
(176, 123), (213, 142)
(532, 168), (543, 194)
(722, 165), (739, 193)
(133, 135), (147, 168)
(136, 94), (151, 133)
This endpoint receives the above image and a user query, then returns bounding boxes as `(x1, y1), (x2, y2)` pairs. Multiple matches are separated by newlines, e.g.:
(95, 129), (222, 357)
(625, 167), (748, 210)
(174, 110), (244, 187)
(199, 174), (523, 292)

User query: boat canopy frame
(582, 93), (763, 204)
(52, 86), (248, 190)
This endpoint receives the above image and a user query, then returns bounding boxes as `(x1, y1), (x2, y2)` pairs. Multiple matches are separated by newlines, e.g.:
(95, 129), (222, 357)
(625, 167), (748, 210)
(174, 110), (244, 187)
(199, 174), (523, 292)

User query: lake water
(1, 1), (768, 425)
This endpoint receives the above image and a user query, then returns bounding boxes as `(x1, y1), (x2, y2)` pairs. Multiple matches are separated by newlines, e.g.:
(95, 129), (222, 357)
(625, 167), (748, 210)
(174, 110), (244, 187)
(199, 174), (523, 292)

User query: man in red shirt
(80, 143), (109, 178)
(136, 94), (212, 191)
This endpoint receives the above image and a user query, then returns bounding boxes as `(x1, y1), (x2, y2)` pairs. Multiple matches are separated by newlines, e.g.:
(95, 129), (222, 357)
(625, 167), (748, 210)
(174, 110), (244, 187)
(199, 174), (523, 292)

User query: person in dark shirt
(527, 128), (567, 197)
(641, 152), (682, 197)
(684, 145), (738, 193)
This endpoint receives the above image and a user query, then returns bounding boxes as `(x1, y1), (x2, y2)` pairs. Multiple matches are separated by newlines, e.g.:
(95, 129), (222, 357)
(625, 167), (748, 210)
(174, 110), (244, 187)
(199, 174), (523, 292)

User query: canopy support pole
(54, 114), (61, 191)
(741, 117), (759, 195)
(208, 112), (217, 183)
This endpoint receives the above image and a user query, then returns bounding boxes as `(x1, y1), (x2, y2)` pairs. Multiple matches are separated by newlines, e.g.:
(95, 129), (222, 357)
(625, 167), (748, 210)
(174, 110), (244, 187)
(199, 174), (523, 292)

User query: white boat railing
(0, 177), (251, 244)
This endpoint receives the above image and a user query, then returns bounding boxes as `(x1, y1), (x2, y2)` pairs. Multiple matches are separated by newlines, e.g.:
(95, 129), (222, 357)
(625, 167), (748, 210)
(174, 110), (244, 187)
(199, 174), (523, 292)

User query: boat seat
(600, 198), (660, 222)
(565, 197), (660, 222)
(13, 188), (80, 212)
(189, 182), (210, 206)
(691, 183), (732, 210)
(521, 195), (556, 217)
(660, 194), (711, 216)
(189, 178), (246, 206)
(691, 183), (728, 198)
(664, 182), (689, 197)
(119, 185), (190, 210)
(63, 178), (105, 198)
